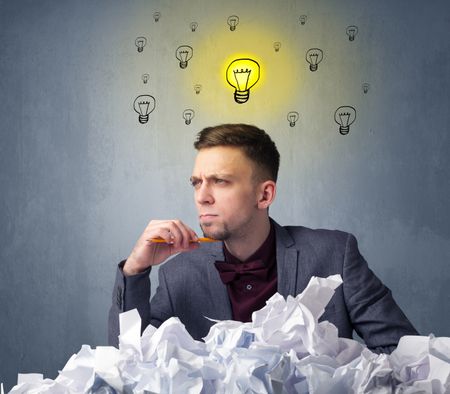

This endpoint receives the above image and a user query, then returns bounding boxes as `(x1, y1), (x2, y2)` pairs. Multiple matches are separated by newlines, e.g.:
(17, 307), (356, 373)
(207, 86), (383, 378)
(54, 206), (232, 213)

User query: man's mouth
(199, 214), (219, 225)
(199, 214), (217, 219)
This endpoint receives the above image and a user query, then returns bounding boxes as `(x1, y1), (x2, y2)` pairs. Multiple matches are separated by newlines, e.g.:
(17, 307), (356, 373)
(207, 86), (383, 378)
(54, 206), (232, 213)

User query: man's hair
(194, 124), (280, 182)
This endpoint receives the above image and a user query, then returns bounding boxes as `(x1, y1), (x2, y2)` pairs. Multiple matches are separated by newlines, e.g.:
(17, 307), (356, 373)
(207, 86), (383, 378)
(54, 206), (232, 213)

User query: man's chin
(200, 224), (230, 241)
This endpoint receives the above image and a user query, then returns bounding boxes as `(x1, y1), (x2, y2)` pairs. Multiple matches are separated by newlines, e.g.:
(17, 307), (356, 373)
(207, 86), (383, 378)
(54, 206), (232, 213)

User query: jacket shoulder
(283, 224), (351, 247)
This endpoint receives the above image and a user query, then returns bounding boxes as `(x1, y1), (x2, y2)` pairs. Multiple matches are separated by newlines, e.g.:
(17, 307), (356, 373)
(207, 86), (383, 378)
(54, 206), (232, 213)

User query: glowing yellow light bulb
(226, 58), (260, 104)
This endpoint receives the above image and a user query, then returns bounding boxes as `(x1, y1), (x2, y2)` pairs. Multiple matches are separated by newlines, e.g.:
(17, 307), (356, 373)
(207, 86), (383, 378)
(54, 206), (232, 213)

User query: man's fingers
(169, 220), (197, 249)
(125, 219), (199, 274)
(173, 219), (194, 249)
(145, 226), (174, 244)
(145, 219), (198, 249)
(164, 221), (184, 248)
(188, 228), (199, 242)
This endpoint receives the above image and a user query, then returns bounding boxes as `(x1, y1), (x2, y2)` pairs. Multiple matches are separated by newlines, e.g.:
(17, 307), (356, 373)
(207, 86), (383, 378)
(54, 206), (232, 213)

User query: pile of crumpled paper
(8, 275), (450, 393)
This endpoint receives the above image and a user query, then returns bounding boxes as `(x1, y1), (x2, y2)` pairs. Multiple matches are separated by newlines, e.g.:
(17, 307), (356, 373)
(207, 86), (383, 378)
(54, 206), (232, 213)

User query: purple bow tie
(214, 260), (270, 284)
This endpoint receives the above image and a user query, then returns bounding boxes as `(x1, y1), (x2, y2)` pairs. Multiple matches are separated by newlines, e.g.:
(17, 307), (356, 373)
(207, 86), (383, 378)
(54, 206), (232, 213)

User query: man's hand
(123, 219), (199, 276)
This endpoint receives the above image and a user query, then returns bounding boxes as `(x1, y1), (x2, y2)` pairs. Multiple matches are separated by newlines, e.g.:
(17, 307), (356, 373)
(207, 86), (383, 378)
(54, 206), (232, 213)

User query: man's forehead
(192, 146), (254, 176)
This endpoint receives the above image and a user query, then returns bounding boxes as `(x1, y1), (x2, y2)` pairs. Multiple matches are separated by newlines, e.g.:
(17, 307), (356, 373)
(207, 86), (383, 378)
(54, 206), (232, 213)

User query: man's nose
(196, 183), (214, 204)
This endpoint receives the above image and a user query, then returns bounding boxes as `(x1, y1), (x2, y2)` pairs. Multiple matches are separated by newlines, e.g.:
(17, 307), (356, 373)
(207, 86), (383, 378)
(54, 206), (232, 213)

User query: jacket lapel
(274, 219), (321, 297)
(203, 242), (233, 321)
(274, 220), (299, 297)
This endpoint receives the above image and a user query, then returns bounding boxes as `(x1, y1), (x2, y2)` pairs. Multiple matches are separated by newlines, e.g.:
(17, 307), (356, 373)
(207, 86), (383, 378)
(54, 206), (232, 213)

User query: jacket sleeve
(107, 260), (152, 346)
(107, 260), (177, 347)
(342, 233), (419, 353)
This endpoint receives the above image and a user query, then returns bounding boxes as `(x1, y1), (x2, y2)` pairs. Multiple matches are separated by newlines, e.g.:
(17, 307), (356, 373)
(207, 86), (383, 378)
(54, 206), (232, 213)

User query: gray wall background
(1, 0), (449, 390)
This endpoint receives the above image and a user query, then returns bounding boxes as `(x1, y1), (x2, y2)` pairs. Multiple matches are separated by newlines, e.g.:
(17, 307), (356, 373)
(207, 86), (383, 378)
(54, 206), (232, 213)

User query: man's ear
(257, 180), (276, 210)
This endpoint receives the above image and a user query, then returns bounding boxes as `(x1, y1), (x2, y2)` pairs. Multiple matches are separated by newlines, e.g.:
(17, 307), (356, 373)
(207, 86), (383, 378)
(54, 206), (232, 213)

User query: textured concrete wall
(1, 0), (449, 389)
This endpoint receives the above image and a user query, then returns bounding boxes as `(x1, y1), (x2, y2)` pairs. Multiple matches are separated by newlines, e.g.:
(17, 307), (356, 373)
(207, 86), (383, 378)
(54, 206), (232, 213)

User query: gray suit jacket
(108, 220), (418, 352)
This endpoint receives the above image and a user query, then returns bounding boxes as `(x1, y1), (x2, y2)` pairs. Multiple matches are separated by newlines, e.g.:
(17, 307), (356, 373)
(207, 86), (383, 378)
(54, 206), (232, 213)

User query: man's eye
(190, 179), (201, 187)
(215, 178), (226, 184)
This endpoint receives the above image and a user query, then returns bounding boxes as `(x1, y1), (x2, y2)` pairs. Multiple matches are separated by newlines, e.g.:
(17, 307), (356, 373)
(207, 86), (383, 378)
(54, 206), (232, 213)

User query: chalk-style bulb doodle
(153, 12), (161, 22)
(194, 84), (202, 94)
(299, 15), (307, 25)
(176, 45), (193, 69)
(190, 22), (198, 32)
(362, 83), (370, 94)
(183, 109), (195, 125)
(226, 58), (260, 104)
(135, 37), (147, 53)
(287, 111), (299, 127)
(334, 106), (356, 135)
(305, 48), (323, 71)
(142, 74), (149, 84)
(274, 42), (281, 52)
(346, 25), (358, 41)
(227, 15), (240, 31)
(133, 95), (156, 124)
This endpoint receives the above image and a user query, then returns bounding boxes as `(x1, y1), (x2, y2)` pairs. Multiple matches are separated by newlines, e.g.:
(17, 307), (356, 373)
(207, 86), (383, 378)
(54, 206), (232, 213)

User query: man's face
(190, 146), (262, 241)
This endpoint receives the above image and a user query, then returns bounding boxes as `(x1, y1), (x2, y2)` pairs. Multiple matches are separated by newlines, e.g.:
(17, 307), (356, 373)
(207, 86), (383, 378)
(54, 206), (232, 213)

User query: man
(108, 123), (418, 353)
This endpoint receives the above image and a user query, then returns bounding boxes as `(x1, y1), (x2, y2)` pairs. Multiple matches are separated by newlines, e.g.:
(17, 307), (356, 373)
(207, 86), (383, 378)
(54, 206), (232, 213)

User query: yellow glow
(177, 23), (303, 122)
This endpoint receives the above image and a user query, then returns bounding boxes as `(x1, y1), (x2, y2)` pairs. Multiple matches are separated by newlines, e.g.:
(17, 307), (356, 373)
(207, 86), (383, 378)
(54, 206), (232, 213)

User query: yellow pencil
(149, 237), (218, 243)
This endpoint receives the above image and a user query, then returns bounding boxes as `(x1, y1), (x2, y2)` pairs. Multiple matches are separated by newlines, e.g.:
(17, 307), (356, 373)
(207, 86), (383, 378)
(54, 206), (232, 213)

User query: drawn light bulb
(176, 45), (193, 69)
(133, 95), (156, 124)
(305, 48), (323, 72)
(226, 58), (260, 104)
(190, 22), (198, 32)
(287, 111), (299, 127)
(334, 106), (356, 135)
(194, 84), (202, 94)
(346, 25), (358, 41)
(273, 42), (281, 52)
(135, 37), (147, 53)
(183, 109), (195, 125)
(142, 74), (149, 84)
(299, 15), (307, 25)
(153, 12), (161, 22)
(227, 15), (240, 31)
(362, 82), (370, 94)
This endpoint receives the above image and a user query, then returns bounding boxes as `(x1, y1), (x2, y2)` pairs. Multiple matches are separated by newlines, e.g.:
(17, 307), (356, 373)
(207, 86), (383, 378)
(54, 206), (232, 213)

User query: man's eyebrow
(190, 173), (234, 181)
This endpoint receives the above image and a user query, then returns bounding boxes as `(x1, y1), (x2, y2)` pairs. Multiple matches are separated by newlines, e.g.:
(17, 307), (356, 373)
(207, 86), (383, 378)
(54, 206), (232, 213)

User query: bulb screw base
(138, 114), (149, 124)
(234, 90), (249, 104)
(309, 64), (318, 72)
(179, 61), (188, 69)
(339, 126), (349, 135)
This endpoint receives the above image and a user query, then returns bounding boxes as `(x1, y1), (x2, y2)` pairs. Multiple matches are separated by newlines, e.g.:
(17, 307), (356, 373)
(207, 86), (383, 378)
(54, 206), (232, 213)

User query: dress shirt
(214, 223), (277, 322)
